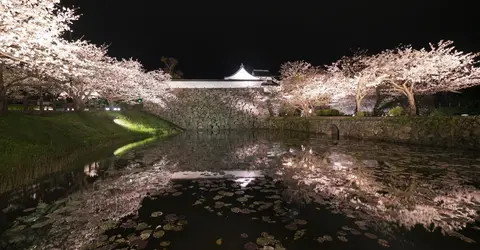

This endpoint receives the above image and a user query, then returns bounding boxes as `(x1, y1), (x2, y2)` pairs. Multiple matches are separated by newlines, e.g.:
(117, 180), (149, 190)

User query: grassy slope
(0, 110), (181, 193)
(0, 110), (180, 168)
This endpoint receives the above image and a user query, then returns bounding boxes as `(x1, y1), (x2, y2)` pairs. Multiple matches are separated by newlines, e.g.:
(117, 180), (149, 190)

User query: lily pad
(136, 222), (149, 231)
(237, 197), (248, 202)
(364, 232), (378, 239)
(163, 224), (175, 231)
(231, 207), (241, 213)
(256, 237), (268, 246)
(213, 195), (223, 200)
(177, 220), (188, 226)
(224, 192), (235, 197)
(160, 241), (171, 247)
(285, 223), (298, 231)
(151, 211), (163, 218)
(337, 236), (348, 242)
(294, 219), (307, 225)
(172, 192), (183, 196)
(140, 230), (152, 240)
(378, 239), (390, 247)
(216, 238), (223, 245)
(193, 199), (204, 206)
(153, 230), (165, 238)
(241, 233), (249, 238)
(294, 229), (306, 240)
(244, 242), (258, 250)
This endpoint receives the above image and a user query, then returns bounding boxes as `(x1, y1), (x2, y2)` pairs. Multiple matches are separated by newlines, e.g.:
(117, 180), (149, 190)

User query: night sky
(60, 0), (479, 79)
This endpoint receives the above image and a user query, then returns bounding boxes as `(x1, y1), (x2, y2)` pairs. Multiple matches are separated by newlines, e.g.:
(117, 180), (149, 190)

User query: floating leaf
(213, 195), (223, 200)
(294, 219), (307, 225)
(337, 231), (347, 236)
(163, 224), (175, 231)
(364, 233), (378, 239)
(140, 230), (152, 240)
(322, 235), (333, 241)
(256, 237), (268, 246)
(173, 225), (183, 231)
(378, 239), (390, 247)
(160, 241), (171, 247)
(193, 199), (204, 206)
(244, 242), (258, 250)
(235, 191), (245, 195)
(224, 192), (234, 197)
(241, 233), (249, 238)
(136, 222), (149, 231)
(285, 223), (298, 231)
(294, 229), (306, 240)
(231, 207), (241, 213)
(337, 236), (348, 242)
(153, 230), (165, 238)
(237, 197), (248, 202)
(178, 220), (188, 226)
(216, 238), (223, 245)
(151, 211), (163, 217)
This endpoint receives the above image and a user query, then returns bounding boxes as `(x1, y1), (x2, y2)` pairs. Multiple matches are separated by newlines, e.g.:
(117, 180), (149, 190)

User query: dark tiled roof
(252, 69), (272, 77)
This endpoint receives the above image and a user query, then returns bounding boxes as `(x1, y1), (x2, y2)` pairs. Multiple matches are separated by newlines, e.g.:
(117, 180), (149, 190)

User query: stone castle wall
(143, 87), (480, 149)
(263, 116), (480, 149)
(144, 88), (272, 130)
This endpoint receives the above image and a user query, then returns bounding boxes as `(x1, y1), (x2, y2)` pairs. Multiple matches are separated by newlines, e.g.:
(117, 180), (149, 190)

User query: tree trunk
(23, 93), (29, 113)
(38, 87), (44, 114)
(355, 96), (363, 115)
(405, 91), (417, 116)
(52, 95), (56, 111)
(73, 97), (85, 112)
(0, 64), (6, 115)
(373, 87), (383, 116)
(0, 88), (7, 115)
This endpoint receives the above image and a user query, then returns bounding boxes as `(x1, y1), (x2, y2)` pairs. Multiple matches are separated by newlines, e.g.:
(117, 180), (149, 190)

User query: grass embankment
(0, 110), (181, 193)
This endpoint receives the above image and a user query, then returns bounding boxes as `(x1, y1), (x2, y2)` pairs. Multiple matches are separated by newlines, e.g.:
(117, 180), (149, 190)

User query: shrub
(429, 107), (463, 116)
(356, 111), (365, 117)
(316, 109), (341, 116)
(388, 106), (404, 116)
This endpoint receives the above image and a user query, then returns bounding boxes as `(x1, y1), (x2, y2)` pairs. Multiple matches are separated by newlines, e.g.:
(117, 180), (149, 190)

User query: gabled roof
(224, 64), (261, 81)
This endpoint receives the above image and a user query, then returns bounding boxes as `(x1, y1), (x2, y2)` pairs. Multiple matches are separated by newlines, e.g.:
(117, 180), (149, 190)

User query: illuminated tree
(374, 40), (480, 115)
(0, 0), (78, 113)
(328, 51), (388, 115)
(279, 61), (333, 116)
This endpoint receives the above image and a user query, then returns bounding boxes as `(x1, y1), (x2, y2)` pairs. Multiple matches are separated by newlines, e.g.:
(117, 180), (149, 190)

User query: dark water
(0, 130), (479, 250)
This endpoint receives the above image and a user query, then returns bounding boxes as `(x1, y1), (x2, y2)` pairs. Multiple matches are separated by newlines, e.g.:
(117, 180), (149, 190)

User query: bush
(316, 109), (341, 116)
(429, 107), (466, 116)
(388, 106), (404, 116)
(356, 111), (365, 117)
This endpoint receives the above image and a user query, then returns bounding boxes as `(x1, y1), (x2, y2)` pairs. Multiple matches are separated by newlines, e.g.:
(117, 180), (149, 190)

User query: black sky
(60, 0), (479, 79)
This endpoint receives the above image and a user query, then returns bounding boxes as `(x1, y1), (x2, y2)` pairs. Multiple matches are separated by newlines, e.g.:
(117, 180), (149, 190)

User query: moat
(1, 130), (479, 250)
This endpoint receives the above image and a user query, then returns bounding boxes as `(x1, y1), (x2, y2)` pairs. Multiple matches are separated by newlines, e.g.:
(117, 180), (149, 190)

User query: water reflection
(0, 130), (479, 249)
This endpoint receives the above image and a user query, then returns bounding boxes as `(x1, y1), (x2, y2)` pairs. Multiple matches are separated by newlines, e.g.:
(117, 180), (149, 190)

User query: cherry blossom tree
(328, 51), (388, 115)
(374, 40), (480, 115)
(0, 0), (79, 114)
(279, 61), (333, 116)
